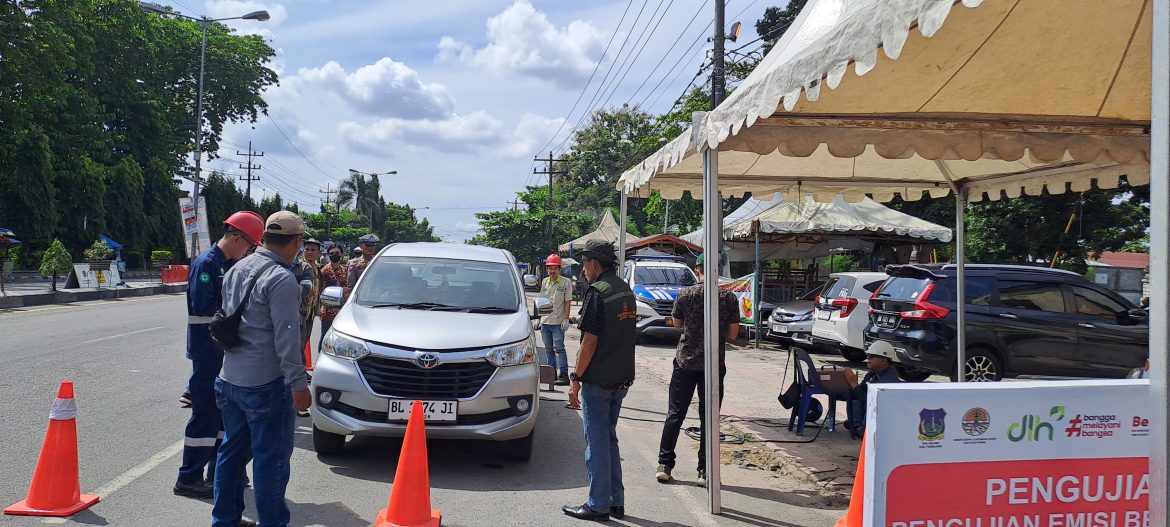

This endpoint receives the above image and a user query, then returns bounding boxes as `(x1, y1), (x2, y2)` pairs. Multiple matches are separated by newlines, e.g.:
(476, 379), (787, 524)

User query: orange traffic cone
(834, 438), (867, 527)
(304, 341), (314, 372)
(374, 401), (441, 527)
(5, 381), (99, 517)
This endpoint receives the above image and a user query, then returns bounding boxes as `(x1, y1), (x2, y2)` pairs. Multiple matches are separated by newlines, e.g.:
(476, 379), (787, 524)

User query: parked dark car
(864, 264), (1148, 382)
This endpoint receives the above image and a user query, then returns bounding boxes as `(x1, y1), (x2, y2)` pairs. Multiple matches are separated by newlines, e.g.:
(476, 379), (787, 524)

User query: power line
(622, 0), (707, 109)
(536, 0), (653, 164)
(591, 0), (676, 116)
(638, 11), (713, 110)
(266, 115), (336, 180)
(528, 0), (637, 161)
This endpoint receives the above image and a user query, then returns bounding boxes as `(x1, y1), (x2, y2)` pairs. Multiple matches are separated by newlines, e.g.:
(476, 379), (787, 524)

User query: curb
(0, 284), (187, 309)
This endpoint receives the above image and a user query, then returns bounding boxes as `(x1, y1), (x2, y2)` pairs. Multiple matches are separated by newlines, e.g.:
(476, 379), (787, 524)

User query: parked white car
(810, 272), (888, 362)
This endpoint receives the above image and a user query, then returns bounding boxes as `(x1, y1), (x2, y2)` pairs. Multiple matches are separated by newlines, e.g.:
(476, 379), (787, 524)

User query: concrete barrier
(0, 284), (187, 309)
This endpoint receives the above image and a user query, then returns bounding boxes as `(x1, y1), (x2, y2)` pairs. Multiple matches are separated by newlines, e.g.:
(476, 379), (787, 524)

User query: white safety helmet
(866, 340), (897, 361)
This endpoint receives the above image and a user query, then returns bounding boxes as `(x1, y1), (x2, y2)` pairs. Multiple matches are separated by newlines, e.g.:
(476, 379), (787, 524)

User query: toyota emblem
(415, 353), (440, 369)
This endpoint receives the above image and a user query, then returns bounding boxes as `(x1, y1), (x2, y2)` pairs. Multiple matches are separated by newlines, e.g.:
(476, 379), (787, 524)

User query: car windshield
(354, 256), (520, 312)
(634, 266), (696, 286)
(799, 284), (825, 301)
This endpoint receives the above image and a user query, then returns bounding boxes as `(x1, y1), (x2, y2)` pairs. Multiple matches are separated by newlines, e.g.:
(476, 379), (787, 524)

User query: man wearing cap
(347, 233), (378, 289)
(175, 211), (263, 500)
(842, 341), (901, 432)
(562, 241), (636, 522)
(655, 253), (739, 487)
(292, 239), (321, 355)
(212, 211), (311, 527)
(540, 253), (573, 385)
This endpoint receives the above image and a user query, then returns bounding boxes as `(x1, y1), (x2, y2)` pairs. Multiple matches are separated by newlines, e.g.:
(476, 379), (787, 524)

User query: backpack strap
(233, 260), (280, 317)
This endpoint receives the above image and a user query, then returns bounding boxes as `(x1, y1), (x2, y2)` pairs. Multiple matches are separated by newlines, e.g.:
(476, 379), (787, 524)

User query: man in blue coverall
(174, 211), (264, 499)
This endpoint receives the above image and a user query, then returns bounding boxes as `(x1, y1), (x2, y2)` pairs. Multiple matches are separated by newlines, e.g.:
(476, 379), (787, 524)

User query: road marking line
(82, 326), (165, 344)
(41, 440), (184, 524)
(6, 295), (179, 315)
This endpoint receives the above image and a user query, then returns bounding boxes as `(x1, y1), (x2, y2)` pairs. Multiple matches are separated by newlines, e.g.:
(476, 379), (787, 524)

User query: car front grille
(357, 356), (497, 399)
(646, 298), (674, 316)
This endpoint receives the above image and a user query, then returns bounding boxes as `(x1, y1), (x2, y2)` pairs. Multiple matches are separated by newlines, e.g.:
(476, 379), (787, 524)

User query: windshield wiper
(465, 306), (516, 314)
(369, 302), (458, 310)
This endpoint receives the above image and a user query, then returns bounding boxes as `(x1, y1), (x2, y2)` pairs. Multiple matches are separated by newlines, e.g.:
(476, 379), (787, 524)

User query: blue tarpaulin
(100, 233), (123, 249)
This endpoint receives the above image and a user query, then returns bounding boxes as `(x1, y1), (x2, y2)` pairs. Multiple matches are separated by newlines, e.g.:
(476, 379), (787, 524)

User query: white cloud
(338, 111), (562, 159)
(295, 58), (454, 120)
(438, 1), (605, 89)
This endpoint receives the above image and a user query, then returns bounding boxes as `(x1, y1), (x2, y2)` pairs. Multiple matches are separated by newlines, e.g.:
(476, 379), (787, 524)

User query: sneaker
(173, 479), (213, 499)
(554, 374), (571, 386)
(655, 464), (673, 483)
(697, 470), (707, 488)
(297, 409), (311, 418)
(179, 392), (192, 408)
(237, 519), (257, 527)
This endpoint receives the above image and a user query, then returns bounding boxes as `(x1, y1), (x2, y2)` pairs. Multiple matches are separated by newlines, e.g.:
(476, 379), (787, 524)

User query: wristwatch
(569, 372), (582, 382)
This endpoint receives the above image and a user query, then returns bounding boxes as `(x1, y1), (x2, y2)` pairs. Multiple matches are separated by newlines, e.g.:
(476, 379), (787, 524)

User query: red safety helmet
(545, 253), (562, 267)
(223, 211), (264, 246)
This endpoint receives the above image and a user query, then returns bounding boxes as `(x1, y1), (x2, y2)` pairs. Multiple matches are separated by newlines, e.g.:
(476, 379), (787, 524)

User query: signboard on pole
(865, 380), (1151, 527)
(179, 197), (211, 259)
(719, 273), (757, 324)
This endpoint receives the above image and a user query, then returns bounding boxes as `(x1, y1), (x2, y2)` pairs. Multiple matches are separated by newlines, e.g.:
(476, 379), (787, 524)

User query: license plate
(388, 399), (457, 422)
(772, 324), (788, 333)
(817, 310), (831, 321)
(878, 314), (898, 327)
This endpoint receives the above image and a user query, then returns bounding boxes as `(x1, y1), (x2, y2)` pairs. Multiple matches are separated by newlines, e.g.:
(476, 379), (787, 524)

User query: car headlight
(321, 330), (370, 361)
(636, 300), (657, 320)
(486, 338), (535, 367)
(798, 312), (813, 321)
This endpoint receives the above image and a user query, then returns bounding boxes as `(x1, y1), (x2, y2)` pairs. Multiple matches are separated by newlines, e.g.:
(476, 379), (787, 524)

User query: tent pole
(702, 144), (721, 515)
(1148, 0), (1168, 523)
(619, 189), (628, 270)
(954, 189), (967, 382)
(754, 220), (762, 349)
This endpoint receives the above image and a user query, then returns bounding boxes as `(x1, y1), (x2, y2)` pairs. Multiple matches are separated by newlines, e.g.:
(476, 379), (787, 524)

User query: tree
(258, 192), (285, 220)
(756, 1), (808, 55)
(201, 171), (251, 241)
(380, 203), (440, 244)
(39, 239), (73, 291)
(474, 208), (595, 264)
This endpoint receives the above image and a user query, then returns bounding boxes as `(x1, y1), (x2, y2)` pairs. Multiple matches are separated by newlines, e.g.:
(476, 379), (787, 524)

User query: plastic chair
(786, 349), (855, 436)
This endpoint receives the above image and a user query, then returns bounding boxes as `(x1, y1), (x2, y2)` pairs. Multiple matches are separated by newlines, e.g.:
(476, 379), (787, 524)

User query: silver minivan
(311, 243), (540, 460)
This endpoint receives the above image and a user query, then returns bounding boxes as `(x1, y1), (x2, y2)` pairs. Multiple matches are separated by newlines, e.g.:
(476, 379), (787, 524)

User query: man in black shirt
(562, 241), (637, 522)
(655, 253), (739, 487)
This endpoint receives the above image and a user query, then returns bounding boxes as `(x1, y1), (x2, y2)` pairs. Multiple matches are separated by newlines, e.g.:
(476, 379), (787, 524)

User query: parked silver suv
(311, 243), (540, 460)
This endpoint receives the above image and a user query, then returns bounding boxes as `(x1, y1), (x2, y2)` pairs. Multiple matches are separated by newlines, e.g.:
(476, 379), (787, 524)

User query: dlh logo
(1007, 406), (1065, 442)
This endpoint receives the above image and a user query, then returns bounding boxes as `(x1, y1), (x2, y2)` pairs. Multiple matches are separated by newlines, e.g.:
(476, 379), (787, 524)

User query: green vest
(581, 272), (637, 386)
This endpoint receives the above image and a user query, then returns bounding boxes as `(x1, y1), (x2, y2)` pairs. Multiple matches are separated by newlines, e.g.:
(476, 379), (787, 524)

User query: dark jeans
(658, 365), (725, 472)
(178, 325), (223, 484)
(213, 377), (295, 527)
(580, 383), (628, 510)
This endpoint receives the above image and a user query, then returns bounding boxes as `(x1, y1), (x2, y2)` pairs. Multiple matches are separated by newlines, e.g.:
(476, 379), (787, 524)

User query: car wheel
(894, 365), (933, 382)
(312, 424), (346, 456)
(504, 431), (535, 461)
(955, 349), (1003, 382)
(840, 347), (867, 363)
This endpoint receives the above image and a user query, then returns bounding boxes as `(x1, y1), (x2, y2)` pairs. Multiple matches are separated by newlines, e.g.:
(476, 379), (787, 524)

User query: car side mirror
(320, 286), (345, 308)
(523, 274), (538, 288)
(1124, 308), (1149, 323)
(531, 297), (552, 320)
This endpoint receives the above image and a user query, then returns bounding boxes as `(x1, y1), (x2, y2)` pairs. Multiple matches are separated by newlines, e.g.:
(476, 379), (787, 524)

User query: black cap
(303, 237), (322, 248)
(578, 240), (617, 264)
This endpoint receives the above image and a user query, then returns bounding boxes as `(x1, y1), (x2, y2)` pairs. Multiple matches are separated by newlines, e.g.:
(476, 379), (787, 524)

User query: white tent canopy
(680, 193), (952, 261)
(559, 210), (622, 252)
(618, 0), (1152, 203)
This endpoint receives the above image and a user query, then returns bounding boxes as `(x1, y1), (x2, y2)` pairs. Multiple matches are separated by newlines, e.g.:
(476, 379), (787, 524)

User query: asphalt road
(0, 296), (840, 527)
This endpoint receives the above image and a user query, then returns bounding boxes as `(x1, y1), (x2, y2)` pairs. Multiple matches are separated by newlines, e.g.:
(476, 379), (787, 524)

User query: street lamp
(349, 168), (398, 177)
(139, 1), (269, 257)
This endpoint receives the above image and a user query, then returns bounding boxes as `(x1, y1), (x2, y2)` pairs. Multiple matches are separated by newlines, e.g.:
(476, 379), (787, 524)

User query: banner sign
(178, 197), (211, 259)
(71, 262), (122, 289)
(865, 380), (1151, 527)
(718, 273), (758, 324)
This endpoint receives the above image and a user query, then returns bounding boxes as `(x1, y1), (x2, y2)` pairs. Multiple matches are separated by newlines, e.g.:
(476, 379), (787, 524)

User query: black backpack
(210, 261), (277, 350)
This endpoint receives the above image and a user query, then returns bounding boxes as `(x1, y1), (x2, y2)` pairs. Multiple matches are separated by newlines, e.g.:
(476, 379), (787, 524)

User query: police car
(621, 254), (697, 339)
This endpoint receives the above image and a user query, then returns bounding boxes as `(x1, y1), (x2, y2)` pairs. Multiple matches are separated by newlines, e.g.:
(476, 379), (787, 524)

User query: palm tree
(337, 171), (384, 232)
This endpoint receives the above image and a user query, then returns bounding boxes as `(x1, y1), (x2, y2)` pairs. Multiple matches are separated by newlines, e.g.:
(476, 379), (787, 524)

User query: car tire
(953, 348), (1003, 382)
(839, 347), (867, 363)
(312, 424), (346, 456)
(504, 431), (535, 461)
(894, 365), (933, 382)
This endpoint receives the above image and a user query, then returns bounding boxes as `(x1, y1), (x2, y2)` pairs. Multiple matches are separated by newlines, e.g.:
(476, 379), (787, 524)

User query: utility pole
(319, 184), (338, 240)
(533, 152), (567, 251)
(237, 141), (263, 202)
(508, 198), (523, 211)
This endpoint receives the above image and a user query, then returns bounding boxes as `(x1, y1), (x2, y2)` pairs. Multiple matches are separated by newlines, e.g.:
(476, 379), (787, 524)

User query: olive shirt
(670, 282), (739, 372)
(540, 275), (573, 325)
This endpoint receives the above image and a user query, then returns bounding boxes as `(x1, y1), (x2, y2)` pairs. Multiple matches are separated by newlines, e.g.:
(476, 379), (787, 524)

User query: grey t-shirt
(219, 248), (309, 391)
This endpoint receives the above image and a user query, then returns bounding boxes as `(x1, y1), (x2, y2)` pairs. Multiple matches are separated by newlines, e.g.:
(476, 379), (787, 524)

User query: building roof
(1097, 251), (1149, 270)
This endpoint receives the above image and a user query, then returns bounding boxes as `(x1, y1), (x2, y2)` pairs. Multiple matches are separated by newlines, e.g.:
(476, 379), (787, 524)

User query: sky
(179, 0), (773, 242)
